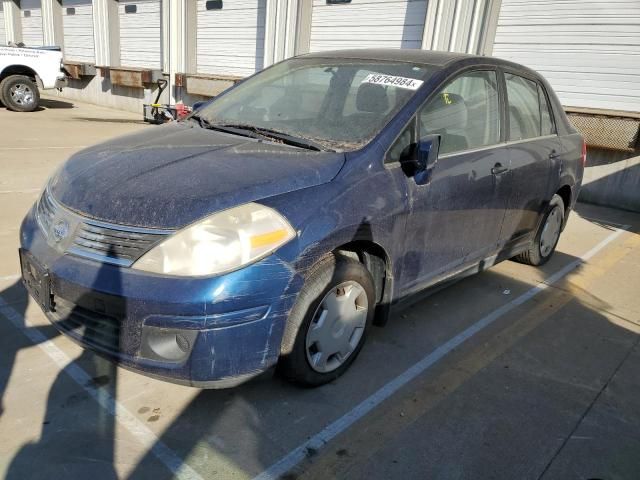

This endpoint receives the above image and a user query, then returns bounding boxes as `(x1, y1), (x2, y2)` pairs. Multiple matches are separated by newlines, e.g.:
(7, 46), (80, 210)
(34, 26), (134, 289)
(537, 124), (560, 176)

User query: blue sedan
(19, 49), (585, 387)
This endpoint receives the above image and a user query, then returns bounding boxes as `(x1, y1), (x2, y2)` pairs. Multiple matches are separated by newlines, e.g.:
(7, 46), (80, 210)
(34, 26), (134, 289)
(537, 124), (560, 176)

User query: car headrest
(422, 92), (468, 131)
(356, 83), (390, 113)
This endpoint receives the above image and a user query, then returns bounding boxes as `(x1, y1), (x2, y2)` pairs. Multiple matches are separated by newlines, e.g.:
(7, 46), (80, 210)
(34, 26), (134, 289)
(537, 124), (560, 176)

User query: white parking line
(0, 297), (204, 480)
(0, 188), (41, 195)
(253, 226), (628, 480)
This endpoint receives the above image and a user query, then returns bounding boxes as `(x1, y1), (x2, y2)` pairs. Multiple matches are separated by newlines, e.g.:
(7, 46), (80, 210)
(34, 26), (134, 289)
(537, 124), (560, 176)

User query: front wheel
(278, 254), (375, 387)
(0, 75), (40, 112)
(514, 194), (565, 266)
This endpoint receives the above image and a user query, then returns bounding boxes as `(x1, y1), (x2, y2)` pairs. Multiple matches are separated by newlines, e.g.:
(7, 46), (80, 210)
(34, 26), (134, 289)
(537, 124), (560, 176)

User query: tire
(278, 254), (376, 387)
(0, 75), (40, 112)
(514, 194), (565, 266)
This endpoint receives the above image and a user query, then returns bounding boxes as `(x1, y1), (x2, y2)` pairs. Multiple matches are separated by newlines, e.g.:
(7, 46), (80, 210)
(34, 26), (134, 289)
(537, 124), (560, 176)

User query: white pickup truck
(0, 44), (67, 112)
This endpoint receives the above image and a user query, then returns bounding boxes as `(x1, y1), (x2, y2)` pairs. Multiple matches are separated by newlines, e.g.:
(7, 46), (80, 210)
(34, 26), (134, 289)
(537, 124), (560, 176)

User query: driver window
(419, 70), (500, 155)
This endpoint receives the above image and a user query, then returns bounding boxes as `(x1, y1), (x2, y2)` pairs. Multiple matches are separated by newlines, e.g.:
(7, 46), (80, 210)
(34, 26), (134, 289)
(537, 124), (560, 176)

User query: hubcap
(10, 84), (34, 106)
(305, 281), (368, 373)
(540, 206), (562, 257)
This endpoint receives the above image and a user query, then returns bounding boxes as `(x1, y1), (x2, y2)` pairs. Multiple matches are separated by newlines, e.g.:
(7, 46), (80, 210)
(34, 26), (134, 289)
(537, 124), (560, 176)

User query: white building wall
(196, 0), (266, 77)
(493, 0), (640, 113)
(309, 0), (428, 52)
(59, 0), (640, 118)
(0, 4), (6, 45)
(118, 0), (162, 69)
(20, 0), (44, 46)
(422, 0), (501, 54)
(62, 0), (95, 63)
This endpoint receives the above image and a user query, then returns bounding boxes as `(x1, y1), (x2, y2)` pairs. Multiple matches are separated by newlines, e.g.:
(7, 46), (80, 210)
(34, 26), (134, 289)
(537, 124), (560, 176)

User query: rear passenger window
(538, 84), (556, 136)
(419, 70), (500, 155)
(505, 73), (542, 140)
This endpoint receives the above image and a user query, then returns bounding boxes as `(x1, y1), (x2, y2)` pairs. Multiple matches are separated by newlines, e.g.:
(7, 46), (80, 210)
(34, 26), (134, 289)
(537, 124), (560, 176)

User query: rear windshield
(195, 57), (435, 151)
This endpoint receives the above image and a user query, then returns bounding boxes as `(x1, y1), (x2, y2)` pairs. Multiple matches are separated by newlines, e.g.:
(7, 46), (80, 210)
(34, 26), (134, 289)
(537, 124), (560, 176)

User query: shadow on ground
(1, 218), (639, 480)
(38, 98), (75, 110)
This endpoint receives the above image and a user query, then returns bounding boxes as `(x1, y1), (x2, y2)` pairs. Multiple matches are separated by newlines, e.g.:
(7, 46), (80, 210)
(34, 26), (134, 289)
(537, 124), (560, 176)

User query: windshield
(194, 57), (434, 151)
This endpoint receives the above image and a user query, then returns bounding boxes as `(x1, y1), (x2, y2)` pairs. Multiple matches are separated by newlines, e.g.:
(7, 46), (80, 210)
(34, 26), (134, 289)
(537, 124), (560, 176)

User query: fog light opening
(175, 332), (191, 353)
(140, 326), (197, 363)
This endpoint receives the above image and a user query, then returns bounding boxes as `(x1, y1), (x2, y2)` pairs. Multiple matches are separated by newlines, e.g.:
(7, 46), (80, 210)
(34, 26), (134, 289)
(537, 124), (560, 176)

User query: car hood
(50, 122), (346, 229)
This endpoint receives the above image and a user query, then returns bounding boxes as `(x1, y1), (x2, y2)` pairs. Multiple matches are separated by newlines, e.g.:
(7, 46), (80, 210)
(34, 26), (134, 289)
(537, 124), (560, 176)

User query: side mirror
(400, 134), (440, 184)
(418, 134), (440, 170)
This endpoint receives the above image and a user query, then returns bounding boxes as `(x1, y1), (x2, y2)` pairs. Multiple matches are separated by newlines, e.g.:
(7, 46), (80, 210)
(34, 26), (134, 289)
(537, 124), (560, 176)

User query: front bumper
(20, 206), (303, 387)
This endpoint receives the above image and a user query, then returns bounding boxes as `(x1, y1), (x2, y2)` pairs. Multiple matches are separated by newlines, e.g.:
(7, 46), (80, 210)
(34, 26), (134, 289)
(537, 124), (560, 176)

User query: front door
(398, 69), (510, 294)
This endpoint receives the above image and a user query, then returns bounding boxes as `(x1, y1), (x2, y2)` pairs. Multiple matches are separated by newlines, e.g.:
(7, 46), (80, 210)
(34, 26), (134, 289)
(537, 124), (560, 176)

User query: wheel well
(556, 185), (572, 213)
(334, 241), (391, 325)
(0, 65), (38, 84)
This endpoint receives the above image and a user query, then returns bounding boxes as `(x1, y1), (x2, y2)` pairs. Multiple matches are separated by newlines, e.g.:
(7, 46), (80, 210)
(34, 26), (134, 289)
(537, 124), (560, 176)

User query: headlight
(132, 203), (296, 277)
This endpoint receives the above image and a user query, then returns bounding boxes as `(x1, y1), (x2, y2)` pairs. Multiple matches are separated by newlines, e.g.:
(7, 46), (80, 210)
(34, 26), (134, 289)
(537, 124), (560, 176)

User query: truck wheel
(514, 194), (565, 266)
(0, 75), (40, 112)
(278, 254), (375, 387)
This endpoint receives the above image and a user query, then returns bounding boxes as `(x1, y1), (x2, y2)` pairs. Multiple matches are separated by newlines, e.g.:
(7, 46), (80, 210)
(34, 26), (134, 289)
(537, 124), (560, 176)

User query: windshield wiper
(190, 114), (263, 140)
(244, 125), (330, 152)
(195, 117), (329, 152)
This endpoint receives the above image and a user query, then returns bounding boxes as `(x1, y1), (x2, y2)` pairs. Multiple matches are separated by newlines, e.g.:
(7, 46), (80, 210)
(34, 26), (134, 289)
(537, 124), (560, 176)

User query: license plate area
(19, 249), (53, 312)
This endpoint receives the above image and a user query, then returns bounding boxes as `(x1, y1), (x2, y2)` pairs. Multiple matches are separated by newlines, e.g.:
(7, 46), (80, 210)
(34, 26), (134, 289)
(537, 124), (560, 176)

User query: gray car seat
(351, 83), (390, 119)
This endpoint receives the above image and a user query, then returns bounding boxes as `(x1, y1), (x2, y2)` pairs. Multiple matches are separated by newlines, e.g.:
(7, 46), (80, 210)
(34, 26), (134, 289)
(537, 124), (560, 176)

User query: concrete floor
(1, 97), (639, 480)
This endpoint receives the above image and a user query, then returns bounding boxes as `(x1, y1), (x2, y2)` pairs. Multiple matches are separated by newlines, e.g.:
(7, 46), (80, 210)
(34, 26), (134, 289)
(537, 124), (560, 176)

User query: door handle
(549, 150), (560, 159)
(491, 163), (509, 175)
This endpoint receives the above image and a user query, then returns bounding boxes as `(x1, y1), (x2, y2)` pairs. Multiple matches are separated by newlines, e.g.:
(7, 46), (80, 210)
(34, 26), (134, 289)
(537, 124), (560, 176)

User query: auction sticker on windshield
(361, 74), (424, 90)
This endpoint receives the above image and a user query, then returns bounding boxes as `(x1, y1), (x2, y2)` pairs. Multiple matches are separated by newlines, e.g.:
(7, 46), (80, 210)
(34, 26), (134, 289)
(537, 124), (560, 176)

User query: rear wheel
(278, 254), (375, 387)
(0, 75), (40, 112)
(514, 194), (565, 266)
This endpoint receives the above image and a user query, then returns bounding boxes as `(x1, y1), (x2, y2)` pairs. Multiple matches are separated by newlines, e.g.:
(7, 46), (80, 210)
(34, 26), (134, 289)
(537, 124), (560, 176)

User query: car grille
(52, 297), (124, 355)
(36, 188), (56, 233)
(70, 223), (167, 265)
(36, 189), (172, 267)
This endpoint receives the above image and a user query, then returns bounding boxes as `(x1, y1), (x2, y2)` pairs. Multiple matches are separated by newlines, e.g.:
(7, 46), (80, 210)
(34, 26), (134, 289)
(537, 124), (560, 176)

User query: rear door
(500, 71), (560, 247)
(397, 69), (510, 293)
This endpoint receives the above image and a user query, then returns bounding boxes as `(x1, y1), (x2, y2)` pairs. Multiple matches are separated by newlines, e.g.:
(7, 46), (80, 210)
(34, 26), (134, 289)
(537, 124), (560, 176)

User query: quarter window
(419, 70), (500, 155)
(538, 84), (556, 136)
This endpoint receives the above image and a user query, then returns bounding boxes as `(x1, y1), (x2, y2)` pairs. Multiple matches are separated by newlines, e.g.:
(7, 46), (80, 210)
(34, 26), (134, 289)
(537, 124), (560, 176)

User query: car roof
(299, 48), (482, 67)
(298, 48), (540, 77)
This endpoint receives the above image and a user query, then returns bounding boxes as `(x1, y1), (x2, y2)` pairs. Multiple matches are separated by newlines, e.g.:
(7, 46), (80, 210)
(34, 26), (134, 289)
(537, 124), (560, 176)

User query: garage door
(196, 0), (266, 77)
(309, 0), (427, 53)
(493, 0), (640, 113)
(0, 4), (6, 45)
(21, 0), (44, 47)
(118, 0), (162, 69)
(62, 0), (95, 63)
